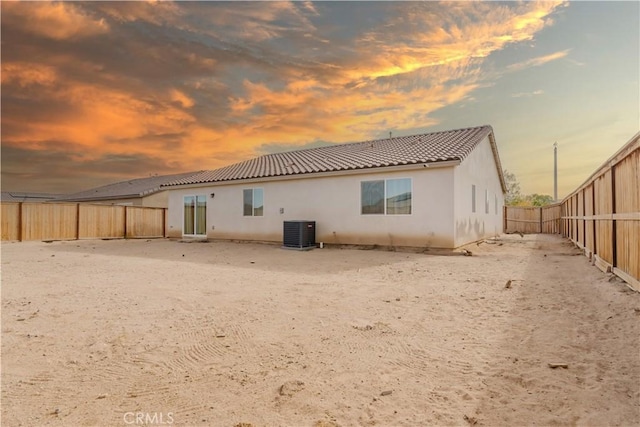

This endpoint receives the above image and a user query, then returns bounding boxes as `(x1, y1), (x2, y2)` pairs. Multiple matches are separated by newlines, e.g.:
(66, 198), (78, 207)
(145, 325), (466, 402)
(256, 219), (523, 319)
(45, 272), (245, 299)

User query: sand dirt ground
(1, 234), (639, 427)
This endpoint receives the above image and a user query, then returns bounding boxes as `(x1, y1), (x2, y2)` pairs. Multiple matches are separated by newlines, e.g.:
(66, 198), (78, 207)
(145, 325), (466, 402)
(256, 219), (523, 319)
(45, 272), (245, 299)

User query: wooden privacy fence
(560, 133), (639, 290)
(505, 132), (639, 290)
(504, 204), (562, 234)
(1, 202), (167, 241)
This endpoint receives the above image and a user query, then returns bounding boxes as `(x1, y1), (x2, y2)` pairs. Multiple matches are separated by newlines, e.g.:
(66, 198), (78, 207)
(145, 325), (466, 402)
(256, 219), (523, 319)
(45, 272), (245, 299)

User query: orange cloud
(1, 0), (573, 192)
(94, 1), (182, 26)
(203, 2), (317, 41)
(225, 76), (478, 152)
(507, 50), (571, 71)
(6, 81), (194, 158)
(1, 62), (58, 87)
(1, 1), (109, 40)
(170, 89), (195, 109)
(345, 1), (566, 84)
(219, 1), (566, 154)
(45, 0), (558, 169)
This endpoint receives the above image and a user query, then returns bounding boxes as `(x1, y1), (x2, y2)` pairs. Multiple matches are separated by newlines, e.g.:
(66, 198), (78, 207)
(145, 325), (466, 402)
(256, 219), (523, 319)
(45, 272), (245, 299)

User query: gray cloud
(1, 145), (188, 193)
(1, 1), (573, 194)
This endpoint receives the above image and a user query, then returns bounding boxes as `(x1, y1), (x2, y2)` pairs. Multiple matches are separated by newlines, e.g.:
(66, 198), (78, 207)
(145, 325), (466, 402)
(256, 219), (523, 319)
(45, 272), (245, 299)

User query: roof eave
(162, 160), (462, 190)
(139, 187), (164, 197)
(487, 131), (507, 194)
(55, 194), (142, 202)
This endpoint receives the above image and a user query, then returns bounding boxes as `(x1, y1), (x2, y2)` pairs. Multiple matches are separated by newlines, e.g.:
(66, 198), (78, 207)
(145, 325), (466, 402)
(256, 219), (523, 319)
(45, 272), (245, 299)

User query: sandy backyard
(1, 235), (639, 426)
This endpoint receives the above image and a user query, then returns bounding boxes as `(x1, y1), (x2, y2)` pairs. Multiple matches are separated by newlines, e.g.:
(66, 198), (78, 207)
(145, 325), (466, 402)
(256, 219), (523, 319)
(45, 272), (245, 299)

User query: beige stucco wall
(453, 136), (505, 247)
(140, 191), (169, 208)
(167, 166), (457, 248)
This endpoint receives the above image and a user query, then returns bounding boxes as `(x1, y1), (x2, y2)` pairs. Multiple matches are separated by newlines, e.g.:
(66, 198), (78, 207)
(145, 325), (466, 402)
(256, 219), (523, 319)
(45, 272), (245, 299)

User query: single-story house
(55, 171), (202, 208)
(162, 125), (506, 249)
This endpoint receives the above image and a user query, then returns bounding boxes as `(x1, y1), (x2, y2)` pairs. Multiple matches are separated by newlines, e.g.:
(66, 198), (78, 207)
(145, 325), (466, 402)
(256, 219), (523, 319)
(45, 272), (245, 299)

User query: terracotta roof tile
(57, 171), (203, 201)
(165, 125), (496, 187)
(0, 192), (60, 202)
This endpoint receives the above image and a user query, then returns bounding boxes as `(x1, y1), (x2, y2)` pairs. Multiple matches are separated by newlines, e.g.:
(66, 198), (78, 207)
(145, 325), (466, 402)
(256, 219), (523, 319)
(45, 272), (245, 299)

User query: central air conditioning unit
(283, 220), (316, 250)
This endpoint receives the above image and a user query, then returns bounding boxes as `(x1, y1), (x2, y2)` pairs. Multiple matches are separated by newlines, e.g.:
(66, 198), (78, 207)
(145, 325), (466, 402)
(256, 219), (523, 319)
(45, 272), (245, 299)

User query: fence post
(582, 189), (586, 248)
(539, 207), (543, 233)
(564, 202), (568, 236)
(592, 183), (597, 257)
(560, 203), (564, 236)
(611, 164), (617, 268)
(162, 208), (167, 238)
(124, 206), (128, 239)
(76, 203), (81, 240)
(503, 205), (507, 233)
(17, 202), (23, 242)
(572, 195), (577, 242)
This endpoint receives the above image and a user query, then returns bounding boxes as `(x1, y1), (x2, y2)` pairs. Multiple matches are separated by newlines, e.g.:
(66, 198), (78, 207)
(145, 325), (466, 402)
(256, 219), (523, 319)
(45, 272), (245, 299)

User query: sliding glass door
(183, 195), (206, 236)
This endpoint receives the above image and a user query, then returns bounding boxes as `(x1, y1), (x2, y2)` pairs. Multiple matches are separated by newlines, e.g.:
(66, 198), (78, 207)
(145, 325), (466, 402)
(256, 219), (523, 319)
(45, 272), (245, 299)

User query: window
(485, 189), (489, 214)
(361, 180), (384, 214)
(471, 185), (476, 213)
(386, 178), (412, 214)
(361, 178), (411, 215)
(184, 195), (206, 235)
(243, 188), (263, 216)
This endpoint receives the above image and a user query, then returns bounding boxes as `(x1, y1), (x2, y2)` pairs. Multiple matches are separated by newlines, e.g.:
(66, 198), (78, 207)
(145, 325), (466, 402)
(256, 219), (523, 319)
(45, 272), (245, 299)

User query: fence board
(1, 202), (167, 241)
(568, 197), (574, 238)
(504, 133), (638, 289)
(577, 190), (585, 247)
(559, 132), (639, 290)
(542, 204), (561, 234)
(594, 171), (614, 265)
(21, 203), (78, 241)
(1, 203), (21, 241)
(125, 207), (165, 238)
(561, 200), (568, 237)
(505, 205), (562, 235)
(571, 194), (578, 242)
(584, 183), (595, 256)
(614, 149), (640, 283)
(78, 205), (125, 239)
(504, 206), (542, 233)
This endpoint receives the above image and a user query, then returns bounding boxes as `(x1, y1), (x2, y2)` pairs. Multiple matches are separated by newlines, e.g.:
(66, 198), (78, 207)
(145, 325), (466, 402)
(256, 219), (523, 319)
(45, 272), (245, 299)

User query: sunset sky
(1, 1), (638, 197)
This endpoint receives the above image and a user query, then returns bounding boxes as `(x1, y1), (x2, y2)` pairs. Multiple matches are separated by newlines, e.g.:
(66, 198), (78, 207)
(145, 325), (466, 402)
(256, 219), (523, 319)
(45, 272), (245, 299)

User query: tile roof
(56, 171), (203, 202)
(164, 125), (504, 189)
(1, 192), (60, 202)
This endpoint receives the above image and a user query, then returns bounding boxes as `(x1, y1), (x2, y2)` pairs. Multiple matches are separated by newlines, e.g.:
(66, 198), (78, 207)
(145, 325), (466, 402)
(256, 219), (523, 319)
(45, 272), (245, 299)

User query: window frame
(361, 180), (385, 215)
(243, 188), (264, 217)
(361, 177), (412, 216)
(485, 189), (490, 214)
(471, 184), (476, 213)
(183, 194), (206, 236)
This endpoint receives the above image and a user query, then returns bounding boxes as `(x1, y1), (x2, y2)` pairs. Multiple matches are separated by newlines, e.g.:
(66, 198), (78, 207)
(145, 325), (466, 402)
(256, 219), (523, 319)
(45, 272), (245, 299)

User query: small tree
(503, 169), (523, 206)
(527, 193), (554, 207)
(503, 170), (554, 206)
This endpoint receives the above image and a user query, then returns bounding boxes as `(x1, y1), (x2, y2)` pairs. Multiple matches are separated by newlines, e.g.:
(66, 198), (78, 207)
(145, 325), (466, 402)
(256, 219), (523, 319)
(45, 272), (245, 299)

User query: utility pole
(553, 142), (558, 202)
